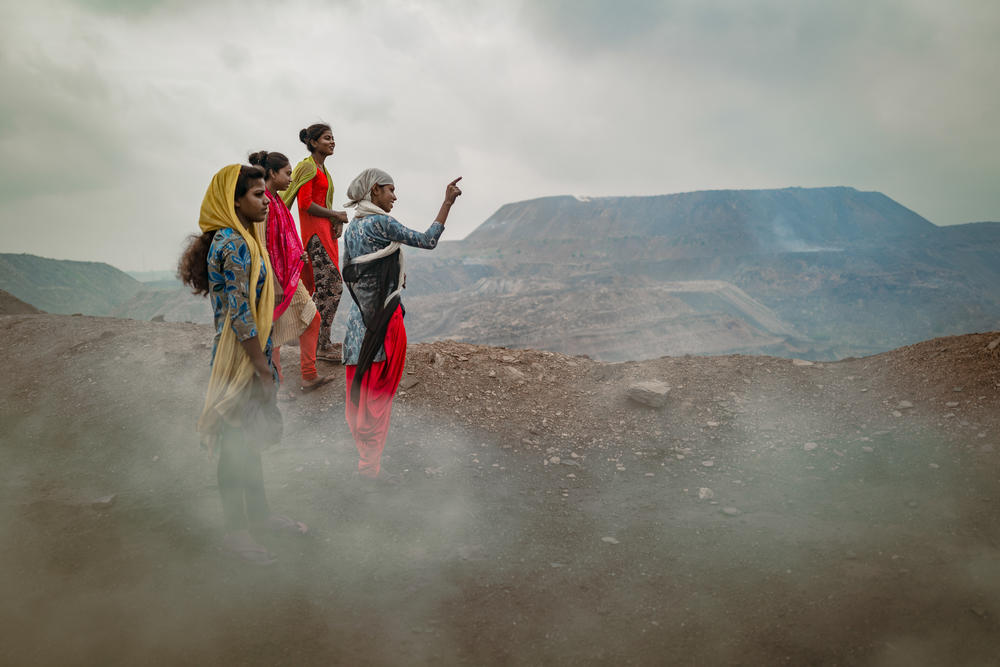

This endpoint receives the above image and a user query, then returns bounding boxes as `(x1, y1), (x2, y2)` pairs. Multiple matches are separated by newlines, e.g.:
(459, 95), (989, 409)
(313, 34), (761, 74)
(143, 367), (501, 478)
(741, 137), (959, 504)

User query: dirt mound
(1, 313), (998, 665)
(0, 289), (40, 314)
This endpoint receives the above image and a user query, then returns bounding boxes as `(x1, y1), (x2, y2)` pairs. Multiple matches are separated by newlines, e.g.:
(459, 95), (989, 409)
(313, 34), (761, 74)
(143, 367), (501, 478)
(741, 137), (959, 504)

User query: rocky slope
(0, 253), (143, 316)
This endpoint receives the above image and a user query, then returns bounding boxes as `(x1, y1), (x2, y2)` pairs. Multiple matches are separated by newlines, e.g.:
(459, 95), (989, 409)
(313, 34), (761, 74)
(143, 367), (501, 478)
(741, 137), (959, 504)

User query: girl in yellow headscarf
(178, 164), (308, 565)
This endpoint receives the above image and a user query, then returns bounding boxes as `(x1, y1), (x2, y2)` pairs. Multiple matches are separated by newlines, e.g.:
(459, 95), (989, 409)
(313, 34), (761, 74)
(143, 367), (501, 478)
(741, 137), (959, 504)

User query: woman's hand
(259, 372), (276, 399)
(329, 210), (349, 224)
(300, 251), (309, 263)
(444, 177), (463, 206)
(434, 177), (463, 225)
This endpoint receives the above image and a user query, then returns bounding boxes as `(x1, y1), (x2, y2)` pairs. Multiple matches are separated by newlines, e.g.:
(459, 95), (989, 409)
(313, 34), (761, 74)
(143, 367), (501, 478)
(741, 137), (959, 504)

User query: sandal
(223, 533), (278, 565)
(265, 514), (309, 536)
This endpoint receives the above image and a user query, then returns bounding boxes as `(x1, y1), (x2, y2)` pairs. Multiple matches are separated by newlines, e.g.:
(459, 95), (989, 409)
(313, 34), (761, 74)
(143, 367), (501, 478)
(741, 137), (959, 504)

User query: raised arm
(374, 177), (463, 248)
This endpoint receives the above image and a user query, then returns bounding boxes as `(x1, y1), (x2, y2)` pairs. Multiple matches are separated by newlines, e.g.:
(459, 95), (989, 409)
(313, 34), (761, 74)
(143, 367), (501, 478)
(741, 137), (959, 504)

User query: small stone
(929, 463), (940, 469)
(862, 446), (874, 453)
(803, 442), (818, 451)
(892, 410), (903, 417)
(906, 500), (918, 508)
(504, 366), (526, 380)
(644, 472), (655, 477)
(706, 421), (719, 427)
(946, 401), (960, 407)
(400, 376), (420, 390)
(987, 338), (1000, 352)
(501, 355), (516, 363)
(549, 456), (561, 464)
(698, 487), (715, 500)
(601, 536), (620, 544)
(90, 494), (117, 509)
(897, 401), (914, 409)
(566, 473), (576, 479)
(792, 359), (814, 367)
(721, 507), (741, 516)
(701, 460), (714, 467)
(953, 386), (964, 392)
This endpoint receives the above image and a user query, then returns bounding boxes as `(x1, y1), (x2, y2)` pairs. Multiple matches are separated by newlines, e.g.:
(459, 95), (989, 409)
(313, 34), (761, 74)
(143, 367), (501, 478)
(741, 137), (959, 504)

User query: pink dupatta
(265, 189), (304, 319)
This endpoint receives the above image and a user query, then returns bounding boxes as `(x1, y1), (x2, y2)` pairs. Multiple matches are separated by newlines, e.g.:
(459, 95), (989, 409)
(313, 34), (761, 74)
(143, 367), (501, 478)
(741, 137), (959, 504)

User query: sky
(0, 0), (997, 272)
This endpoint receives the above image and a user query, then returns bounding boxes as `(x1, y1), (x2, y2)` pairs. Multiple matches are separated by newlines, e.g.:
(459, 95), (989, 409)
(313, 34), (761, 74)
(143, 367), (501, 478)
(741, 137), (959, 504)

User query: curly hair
(177, 231), (214, 296)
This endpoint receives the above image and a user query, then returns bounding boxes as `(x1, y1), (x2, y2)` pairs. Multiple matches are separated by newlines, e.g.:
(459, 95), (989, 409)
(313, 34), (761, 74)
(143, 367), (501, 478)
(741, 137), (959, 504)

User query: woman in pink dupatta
(249, 151), (332, 394)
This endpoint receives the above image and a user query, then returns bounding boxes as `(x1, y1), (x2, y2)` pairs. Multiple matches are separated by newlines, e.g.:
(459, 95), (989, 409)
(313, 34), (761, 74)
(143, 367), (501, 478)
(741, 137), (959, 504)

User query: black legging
(217, 426), (269, 531)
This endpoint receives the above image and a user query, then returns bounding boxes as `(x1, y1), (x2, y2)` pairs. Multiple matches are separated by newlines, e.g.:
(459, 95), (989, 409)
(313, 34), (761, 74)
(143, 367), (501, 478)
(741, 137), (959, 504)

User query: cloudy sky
(1, 0), (997, 271)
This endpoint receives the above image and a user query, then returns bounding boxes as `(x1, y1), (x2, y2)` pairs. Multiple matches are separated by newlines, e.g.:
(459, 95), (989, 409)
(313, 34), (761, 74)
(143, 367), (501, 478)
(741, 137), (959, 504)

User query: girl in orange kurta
(280, 123), (349, 362)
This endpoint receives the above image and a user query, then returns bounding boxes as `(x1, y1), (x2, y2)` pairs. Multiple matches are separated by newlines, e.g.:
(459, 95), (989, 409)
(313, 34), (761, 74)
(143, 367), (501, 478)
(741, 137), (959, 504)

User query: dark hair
(178, 164), (265, 296)
(248, 150), (290, 179)
(235, 164), (266, 198)
(177, 231), (214, 296)
(299, 123), (332, 153)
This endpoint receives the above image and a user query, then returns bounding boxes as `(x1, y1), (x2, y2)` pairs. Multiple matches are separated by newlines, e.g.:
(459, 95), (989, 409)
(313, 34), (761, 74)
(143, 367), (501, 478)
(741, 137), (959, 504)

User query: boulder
(626, 380), (671, 408)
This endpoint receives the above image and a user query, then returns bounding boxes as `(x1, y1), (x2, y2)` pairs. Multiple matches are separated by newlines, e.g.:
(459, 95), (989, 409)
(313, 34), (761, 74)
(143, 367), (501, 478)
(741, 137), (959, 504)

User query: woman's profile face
(312, 131), (335, 156)
(272, 164), (292, 191)
(234, 178), (269, 225)
(371, 183), (396, 212)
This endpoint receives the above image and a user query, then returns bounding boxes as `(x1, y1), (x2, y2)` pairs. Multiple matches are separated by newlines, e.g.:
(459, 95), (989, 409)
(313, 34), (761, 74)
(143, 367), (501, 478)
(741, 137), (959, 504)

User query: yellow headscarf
(196, 164), (275, 439)
(279, 155), (334, 209)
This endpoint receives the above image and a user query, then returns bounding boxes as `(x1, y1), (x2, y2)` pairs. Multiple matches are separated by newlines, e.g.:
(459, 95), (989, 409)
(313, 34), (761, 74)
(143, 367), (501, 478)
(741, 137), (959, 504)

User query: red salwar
(271, 312), (321, 382)
(344, 306), (406, 478)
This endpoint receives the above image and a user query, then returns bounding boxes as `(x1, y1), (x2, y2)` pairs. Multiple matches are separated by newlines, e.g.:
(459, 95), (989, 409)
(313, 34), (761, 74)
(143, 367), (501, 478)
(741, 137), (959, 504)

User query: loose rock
(626, 381), (671, 408)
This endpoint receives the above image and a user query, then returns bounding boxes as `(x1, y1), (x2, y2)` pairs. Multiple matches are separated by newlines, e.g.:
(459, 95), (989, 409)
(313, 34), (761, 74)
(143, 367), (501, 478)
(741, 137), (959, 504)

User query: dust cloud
(1, 313), (998, 665)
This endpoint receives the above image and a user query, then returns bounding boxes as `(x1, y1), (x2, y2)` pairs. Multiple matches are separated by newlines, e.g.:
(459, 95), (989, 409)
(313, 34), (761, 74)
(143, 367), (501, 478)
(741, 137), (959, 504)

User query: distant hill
(405, 187), (1000, 360)
(0, 289), (41, 315)
(463, 187), (936, 257)
(5, 189), (998, 362)
(0, 254), (143, 316)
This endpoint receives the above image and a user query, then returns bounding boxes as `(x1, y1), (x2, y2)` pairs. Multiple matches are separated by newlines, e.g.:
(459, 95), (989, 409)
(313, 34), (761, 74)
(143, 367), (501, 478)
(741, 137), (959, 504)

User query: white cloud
(0, 0), (997, 270)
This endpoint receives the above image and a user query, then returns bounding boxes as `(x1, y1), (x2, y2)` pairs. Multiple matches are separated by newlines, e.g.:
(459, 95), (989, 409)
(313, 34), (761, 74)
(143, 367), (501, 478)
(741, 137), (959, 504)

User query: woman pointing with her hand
(340, 170), (462, 483)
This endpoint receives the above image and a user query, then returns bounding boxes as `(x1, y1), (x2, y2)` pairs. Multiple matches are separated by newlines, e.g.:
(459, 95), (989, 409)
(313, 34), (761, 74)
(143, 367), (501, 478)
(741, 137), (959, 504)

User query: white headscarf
(343, 168), (394, 218)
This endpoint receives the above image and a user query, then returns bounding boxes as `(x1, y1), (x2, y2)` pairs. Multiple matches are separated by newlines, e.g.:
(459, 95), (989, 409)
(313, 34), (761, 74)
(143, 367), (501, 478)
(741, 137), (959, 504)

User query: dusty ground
(1, 313), (998, 666)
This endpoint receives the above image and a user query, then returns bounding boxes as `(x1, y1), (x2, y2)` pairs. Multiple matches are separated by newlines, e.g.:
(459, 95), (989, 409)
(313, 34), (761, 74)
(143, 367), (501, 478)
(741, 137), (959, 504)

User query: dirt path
(1, 314), (998, 665)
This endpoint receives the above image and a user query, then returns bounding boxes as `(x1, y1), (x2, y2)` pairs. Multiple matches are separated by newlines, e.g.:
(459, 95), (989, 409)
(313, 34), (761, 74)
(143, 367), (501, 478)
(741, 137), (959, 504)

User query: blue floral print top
(342, 215), (444, 365)
(207, 228), (275, 378)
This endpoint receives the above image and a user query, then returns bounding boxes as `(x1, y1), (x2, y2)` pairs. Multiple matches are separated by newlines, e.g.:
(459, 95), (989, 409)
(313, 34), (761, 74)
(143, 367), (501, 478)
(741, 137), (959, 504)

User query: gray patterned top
(341, 215), (444, 365)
